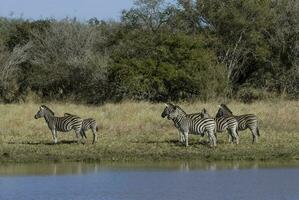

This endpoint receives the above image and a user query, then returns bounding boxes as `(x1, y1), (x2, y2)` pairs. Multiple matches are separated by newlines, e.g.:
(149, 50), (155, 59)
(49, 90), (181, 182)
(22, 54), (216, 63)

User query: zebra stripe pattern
(167, 104), (205, 142)
(161, 103), (217, 147)
(64, 113), (98, 144)
(34, 105), (83, 144)
(200, 108), (239, 144)
(216, 104), (260, 143)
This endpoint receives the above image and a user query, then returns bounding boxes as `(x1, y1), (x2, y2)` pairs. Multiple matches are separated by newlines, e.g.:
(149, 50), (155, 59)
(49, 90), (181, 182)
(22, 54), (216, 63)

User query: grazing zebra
(216, 104), (260, 143)
(200, 108), (239, 144)
(34, 105), (83, 144)
(161, 103), (217, 147)
(64, 113), (98, 144)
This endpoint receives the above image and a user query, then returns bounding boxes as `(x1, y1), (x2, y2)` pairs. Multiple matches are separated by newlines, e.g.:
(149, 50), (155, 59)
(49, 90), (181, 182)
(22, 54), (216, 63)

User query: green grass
(0, 100), (298, 163)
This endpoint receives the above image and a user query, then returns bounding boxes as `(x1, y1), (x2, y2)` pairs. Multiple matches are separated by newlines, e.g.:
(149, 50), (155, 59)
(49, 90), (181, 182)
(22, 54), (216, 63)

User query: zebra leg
(250, 127), (259, 144)
(92, 127), (97, 144)
(208, 131), (217, 147)
(75, 129), (81, 144)
(205, 131), (210, 143)
(177, 130), (186, 143)
(227, 130), (233, 144)
(207, 134), (212, 146)
(178, 131), (183, 142)
(212, 131), (217, 147)
(51, 129), (57, 144)
(214, 131), (218, 140)
(80, 130), (88, 144)
(231, 128), (239, 145)
(81, 130), (87, 139)
(184, 131), (189, 147)
(182, 133), (186, 143)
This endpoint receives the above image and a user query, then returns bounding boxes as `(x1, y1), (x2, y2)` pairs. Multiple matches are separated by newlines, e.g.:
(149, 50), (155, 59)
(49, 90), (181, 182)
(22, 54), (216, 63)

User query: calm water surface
(0, 161), (299, 200)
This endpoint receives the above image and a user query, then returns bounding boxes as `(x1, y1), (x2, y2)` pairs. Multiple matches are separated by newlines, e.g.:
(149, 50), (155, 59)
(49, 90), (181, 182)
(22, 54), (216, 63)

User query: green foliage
(236, 86), (275, 103)
(0, 0), (298, 103)
(197, 0), (298, 97)
(110, 30), (228, 101)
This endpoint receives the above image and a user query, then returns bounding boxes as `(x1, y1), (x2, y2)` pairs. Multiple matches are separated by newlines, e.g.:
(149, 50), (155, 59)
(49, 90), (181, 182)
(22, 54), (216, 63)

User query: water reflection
(1, 160), (299, 176)
(0, 162), (98, 176)
(1, 161), (299, 200)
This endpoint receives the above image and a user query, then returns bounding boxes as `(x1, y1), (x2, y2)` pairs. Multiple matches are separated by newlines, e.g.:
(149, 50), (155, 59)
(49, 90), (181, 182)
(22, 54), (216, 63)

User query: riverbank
(0, 100), (298, 163)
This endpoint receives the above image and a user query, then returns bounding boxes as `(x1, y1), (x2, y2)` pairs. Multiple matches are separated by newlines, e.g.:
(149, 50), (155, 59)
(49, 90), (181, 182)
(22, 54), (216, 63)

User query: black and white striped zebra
(200, 108), (239, 144)
(34, 105), (83, 144)
(163, 103), (204, 143)
(216, 104), (260, 143)
(161, 103), (217, 147)
(64, 113), (98, 144)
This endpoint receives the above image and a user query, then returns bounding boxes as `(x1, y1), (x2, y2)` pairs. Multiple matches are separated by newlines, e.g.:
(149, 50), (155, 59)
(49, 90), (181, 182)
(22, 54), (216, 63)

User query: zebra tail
(96, 126), (99, 132)
(257, 126), (260, 136)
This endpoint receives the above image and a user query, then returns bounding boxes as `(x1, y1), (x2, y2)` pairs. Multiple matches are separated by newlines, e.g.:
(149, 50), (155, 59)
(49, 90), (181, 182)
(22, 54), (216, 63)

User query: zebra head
(200, 108), (211, 118)
(216, 104), (233, 118)
(161, 103), (177, 120)
(161, 103), (185, 120)
(34, 105), (54, 119)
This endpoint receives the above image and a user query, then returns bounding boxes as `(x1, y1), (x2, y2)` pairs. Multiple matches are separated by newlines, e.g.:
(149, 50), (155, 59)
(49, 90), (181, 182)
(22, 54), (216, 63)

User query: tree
(29, 19), (109, 102)
(122, 0), (176, 33)
(196, 0), (276, 92)
(109, 0), (228, 101)
(0, 42), (32, 102)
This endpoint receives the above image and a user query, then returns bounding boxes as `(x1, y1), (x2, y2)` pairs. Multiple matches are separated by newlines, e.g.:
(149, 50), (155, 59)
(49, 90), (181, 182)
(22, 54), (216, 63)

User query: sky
(0, 0), (136, 21)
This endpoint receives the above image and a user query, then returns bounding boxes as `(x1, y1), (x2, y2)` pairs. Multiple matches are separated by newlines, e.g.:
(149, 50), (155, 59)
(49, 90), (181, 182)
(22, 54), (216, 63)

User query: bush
(109, 31), (229, 101)
(236, 86), (276, 103)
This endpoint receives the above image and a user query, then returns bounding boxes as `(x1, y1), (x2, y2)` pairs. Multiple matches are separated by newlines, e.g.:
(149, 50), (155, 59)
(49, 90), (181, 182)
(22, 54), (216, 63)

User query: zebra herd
(161, 103), (259, 147)
(34, 103), (259, 146)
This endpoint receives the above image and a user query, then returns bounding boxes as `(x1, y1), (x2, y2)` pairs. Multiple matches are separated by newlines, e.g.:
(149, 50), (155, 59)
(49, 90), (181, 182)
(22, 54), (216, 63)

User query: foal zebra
(34, 105), (83, 144)
(161, 103), (217, 147)
(200, 108), (239, 144)
(216, 104), (260, 143)
(64, 113), (98, 144)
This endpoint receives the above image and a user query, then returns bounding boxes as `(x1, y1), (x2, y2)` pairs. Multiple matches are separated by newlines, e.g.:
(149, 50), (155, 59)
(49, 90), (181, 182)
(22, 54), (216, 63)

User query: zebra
(64, 113), (98, 144)
(163, 103), (204, 143)
(34, 105), (83, 144)
(216, 104), (260, 143)
(161, 103), (217, 147)
(200, 108), (239, 144)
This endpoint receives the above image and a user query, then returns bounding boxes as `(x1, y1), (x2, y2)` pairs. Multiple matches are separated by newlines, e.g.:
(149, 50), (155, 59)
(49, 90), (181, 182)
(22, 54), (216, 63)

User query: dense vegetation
(0, 0), (298, 104)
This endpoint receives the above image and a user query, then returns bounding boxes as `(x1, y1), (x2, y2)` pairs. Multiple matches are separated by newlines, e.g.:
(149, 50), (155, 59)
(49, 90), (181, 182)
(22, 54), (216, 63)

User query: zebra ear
(165, 102), (175, 107)
(202, 108), (207, 113)
(40, 106), (44, 110)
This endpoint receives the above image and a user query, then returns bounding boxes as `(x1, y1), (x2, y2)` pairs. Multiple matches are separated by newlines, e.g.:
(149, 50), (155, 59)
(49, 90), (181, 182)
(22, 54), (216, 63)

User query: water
(1, 161), (299, 200)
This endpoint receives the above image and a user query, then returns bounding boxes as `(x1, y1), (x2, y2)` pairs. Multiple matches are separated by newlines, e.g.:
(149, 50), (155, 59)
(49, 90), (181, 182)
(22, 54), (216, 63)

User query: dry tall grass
(0, 100), (298, 163)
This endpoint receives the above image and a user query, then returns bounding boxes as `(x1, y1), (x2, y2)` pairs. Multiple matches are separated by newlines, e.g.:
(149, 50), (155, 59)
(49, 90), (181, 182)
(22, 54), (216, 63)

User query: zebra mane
(41, 105), (55, 116)
(174, 105), (187, 115)
(64, 113), (73, 116)
(166, 102), (175, 107)
(220, 104), (233, 115)
(201, 108), (211, 118)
